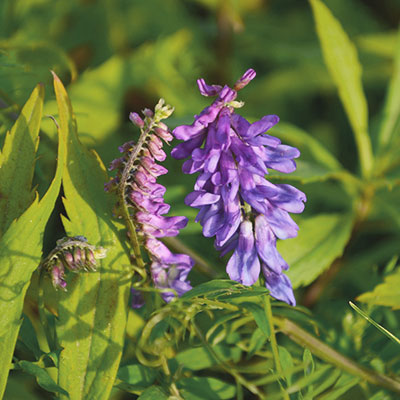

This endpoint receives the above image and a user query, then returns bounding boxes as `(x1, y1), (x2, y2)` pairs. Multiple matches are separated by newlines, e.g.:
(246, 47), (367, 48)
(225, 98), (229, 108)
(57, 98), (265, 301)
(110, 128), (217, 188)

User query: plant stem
(264, 295), (290, 400)
(277, 317), (400, 394)
(118, 120), (157, 272)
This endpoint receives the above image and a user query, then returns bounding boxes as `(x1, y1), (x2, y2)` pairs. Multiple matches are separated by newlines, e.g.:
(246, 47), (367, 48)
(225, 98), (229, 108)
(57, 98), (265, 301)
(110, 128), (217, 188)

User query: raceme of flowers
(171, 69), (306, 306)
(41, 236), (107, 290)
(105, 100), (194, 305)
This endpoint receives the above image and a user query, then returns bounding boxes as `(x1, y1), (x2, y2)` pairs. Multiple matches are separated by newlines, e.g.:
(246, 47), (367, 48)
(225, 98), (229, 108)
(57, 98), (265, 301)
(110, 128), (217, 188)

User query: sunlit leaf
(0, 115), (63, 398)
(0, 83), (43, 237)
(53, 73), (132, 400)
(309, 0), (373, 177)
(357, 267), (400, 310)
(378, 28), (400, 151)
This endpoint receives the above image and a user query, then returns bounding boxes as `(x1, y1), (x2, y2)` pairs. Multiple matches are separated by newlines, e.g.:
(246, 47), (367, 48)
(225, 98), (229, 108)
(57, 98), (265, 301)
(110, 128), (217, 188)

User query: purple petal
(185, 190), (220, 207)
(269, 184), (306, 213)
(233, 69), (256, 91)
(197, 78), (223, 97)
(247, 115), (280, 138)
(171, 134), (205, 160)
(264, 204), (299, 240)
(263, 267), (296, 306)
(255, 214), (289, 273)
(226, 220), (260, 285)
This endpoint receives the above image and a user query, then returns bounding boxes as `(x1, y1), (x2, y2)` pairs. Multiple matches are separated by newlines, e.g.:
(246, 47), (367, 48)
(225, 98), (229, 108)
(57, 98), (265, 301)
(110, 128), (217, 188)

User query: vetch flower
(40, 236), (107, 290)
(172, 70), (306, 305)
(106, 99), (194, 304)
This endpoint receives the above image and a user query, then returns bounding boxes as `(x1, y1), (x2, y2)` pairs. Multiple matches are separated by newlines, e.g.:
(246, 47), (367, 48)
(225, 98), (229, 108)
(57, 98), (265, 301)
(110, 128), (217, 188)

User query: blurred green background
(2, 0), (400, 398)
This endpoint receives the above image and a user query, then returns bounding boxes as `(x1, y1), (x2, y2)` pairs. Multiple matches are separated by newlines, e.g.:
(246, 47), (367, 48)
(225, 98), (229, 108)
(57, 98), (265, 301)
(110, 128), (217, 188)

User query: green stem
(277, 318), (400, 394)
(356, 128), (374, 180)
(264, 295), (290, 400)
(118, 120), (158, 271)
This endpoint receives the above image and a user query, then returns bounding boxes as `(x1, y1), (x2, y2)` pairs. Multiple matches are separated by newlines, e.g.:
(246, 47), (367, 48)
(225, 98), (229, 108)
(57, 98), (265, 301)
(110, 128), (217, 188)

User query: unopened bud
(154, 126), (173, 142)
(233, 69), (256, 91)
(129, 112), (144, 128)
(142, 108), (154, 118)
(51, 262), (67, 291)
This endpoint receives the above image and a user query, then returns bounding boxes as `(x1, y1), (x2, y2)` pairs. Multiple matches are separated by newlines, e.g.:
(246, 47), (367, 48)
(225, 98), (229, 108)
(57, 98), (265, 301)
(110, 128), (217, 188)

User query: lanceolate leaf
(279, 214), (354, 288)
(378, 27), (400, 151)
(53, 73), (132, 400)
(0, 84), (44, 237)
(0, 115), (64, 398)
(270, 122), (342, 171)
(309, 0), (373, 178)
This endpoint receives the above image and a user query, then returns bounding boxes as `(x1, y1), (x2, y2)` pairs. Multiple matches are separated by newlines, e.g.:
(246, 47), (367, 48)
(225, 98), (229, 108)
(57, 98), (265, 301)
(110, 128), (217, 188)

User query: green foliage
(0, 85), (63, 399)
(310, 0), (373, 178)
(279, 213), (354, 288)
(0, 84), (43, 236)
(357, 266), (400, 309)
(1, 0), (400, 399)
(53, 74), (132, 400)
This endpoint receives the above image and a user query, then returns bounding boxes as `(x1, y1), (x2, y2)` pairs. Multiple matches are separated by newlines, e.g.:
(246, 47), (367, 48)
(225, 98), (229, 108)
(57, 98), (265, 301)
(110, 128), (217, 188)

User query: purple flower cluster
(172, 70), (306, 305)
(106, 101), (194, 304)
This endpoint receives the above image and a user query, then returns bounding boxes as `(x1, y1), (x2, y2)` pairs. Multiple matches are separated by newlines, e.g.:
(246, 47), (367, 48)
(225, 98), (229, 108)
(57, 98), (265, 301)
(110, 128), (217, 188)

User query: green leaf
(270, 122), (342, 171)
(18, 315), (43, 360)
(0, 83), (44, 237)
(116, 364), (157, 390)
(52, 73), (132, 400)
(286, 365), (332, 395)
(15, 360), (69, 398)
(357, 267), (400, 309)
(278, 346), (294, 386)
(178, 376), (236, 400)
(309, 0), (373, 178)
(319, 374), (359, 400)
(240, 302), (270, 337)
(349, 302), (400, 346)
(175, 344), (241, 371)
(302, 348), (315, 377)
(280, 213), (354, 288)
(137, 385), (168, 400)
(378, 28), (400, 150)
(181, 279), (238, 299)
(0, 103), (63, 398)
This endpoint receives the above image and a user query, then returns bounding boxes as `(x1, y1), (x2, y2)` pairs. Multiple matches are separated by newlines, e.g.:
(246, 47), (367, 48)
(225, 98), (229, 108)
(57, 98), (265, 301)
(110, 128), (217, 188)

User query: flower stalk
(276, 317), (400, 394)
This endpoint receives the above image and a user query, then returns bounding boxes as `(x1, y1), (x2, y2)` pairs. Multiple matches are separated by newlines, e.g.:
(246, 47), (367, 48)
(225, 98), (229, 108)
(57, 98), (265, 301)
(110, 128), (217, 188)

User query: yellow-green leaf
(0, 122), (64, 399)
(357, 269), (400, 309)
(53, 73), (132, 400)
(309, 0), (373, 178)
(0, 84), (44, 237)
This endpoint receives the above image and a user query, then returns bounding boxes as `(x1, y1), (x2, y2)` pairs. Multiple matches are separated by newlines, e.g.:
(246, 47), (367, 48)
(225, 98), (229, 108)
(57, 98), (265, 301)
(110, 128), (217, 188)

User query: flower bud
(129, 112), (144, 128)
(142, 108), (154, 118)
(51, 262), (67, 291)
(154, 126), (173, 142)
